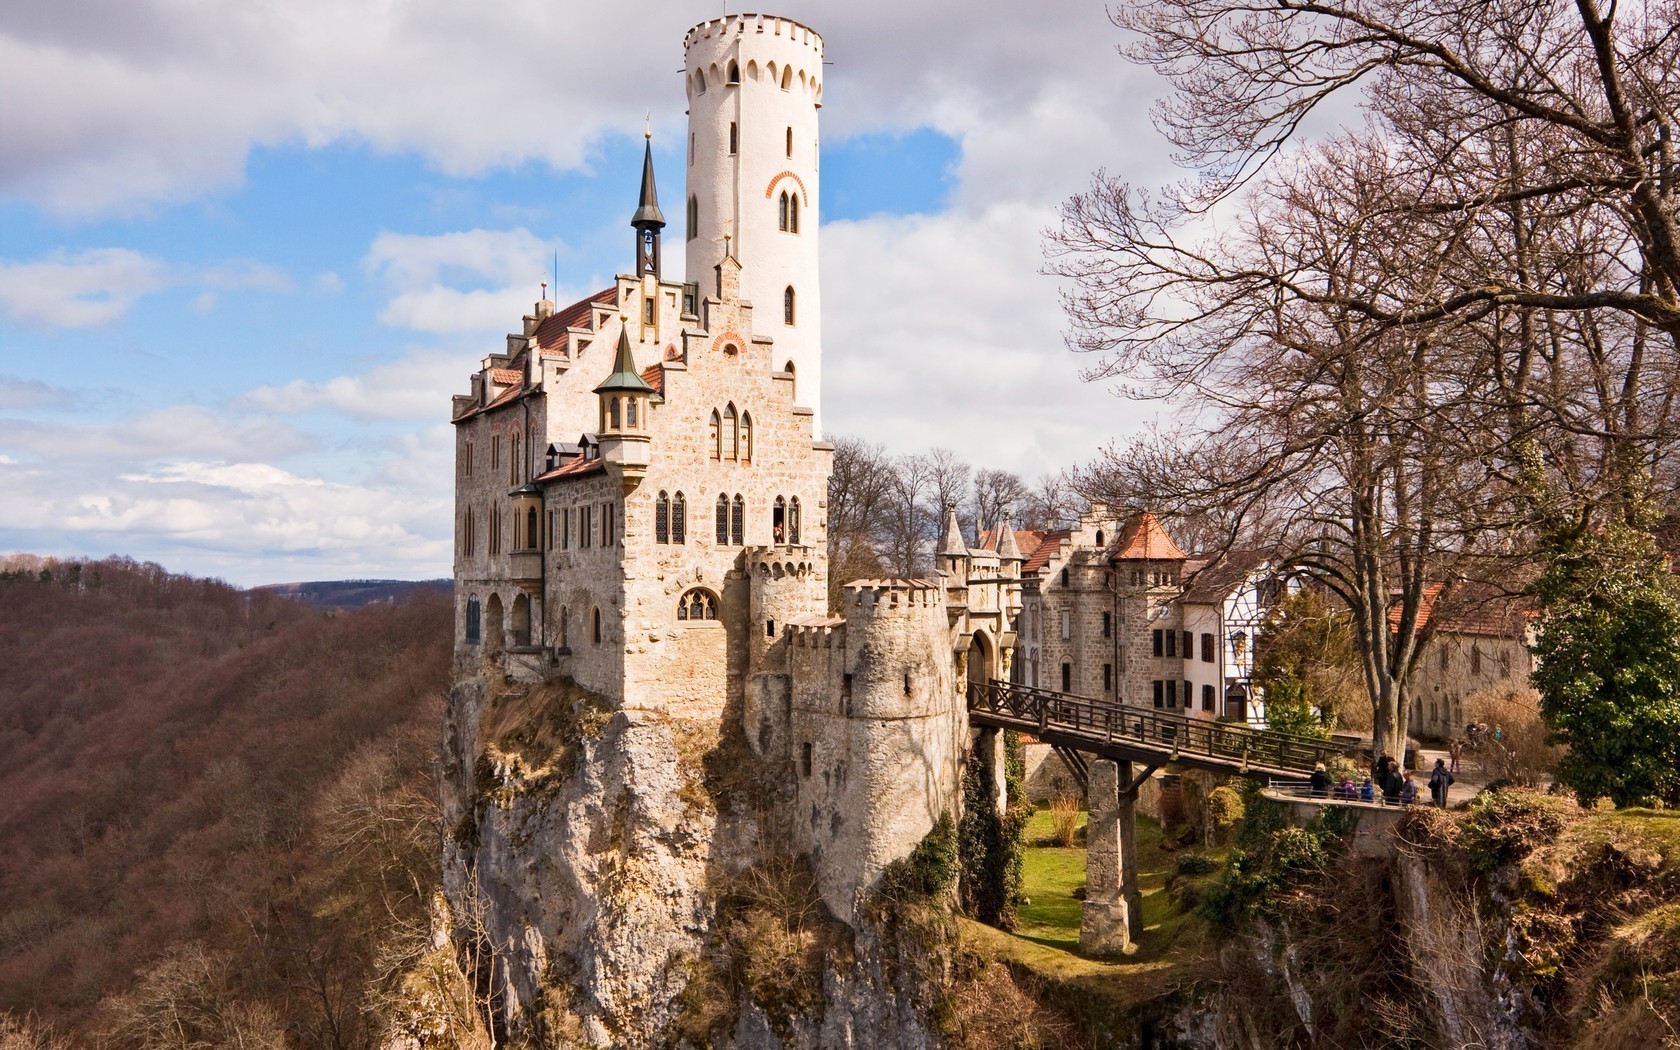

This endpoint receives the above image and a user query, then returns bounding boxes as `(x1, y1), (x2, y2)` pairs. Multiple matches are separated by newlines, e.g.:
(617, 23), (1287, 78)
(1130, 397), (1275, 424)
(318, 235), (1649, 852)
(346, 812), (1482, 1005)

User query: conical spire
(594, 327), (654, 394)
(938, 501), (967, 556)
(996, 506), (1023, 561)
(632, 136), (665, 228)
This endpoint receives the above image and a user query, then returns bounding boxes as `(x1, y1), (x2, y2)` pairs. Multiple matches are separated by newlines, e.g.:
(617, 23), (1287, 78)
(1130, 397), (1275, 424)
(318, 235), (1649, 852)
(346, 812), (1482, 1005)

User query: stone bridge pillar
(1080, 758), (1140, 955)
(975, 726), (1007, 817)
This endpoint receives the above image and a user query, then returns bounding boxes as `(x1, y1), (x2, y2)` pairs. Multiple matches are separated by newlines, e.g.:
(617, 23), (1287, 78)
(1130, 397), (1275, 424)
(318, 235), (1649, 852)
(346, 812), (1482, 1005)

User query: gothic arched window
(727, 61), (740, 85)
(739, 410), (753, 463)
(687, 196), (698, 241)
(709, 409), (722, 461)
(525, 507), (538, 550)
(716, 494), (730, 544)
(723, 403), (739, 461)
(655, 491), (670, 544)
(465, 595), (481, 644)
(788, 194), (799, 233)
(672, 491), (687, 544)
(784, 286), (795, 325)
(731, 494), (745, 546)
(788, 496), (801, 545)
(774, 496), (787, 544)
(778, 192), (790, 231)
(677, 588), (719, 621)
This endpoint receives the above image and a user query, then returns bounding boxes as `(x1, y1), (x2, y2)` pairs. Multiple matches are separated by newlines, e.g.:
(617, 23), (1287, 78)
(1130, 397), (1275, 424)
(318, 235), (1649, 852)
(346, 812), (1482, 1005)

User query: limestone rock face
(439, 671), (944, 1049)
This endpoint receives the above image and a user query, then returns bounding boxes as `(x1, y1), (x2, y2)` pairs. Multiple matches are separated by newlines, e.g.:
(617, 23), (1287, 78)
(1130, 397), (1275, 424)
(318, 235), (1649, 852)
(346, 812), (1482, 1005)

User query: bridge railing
(966, 680), (1338, 775)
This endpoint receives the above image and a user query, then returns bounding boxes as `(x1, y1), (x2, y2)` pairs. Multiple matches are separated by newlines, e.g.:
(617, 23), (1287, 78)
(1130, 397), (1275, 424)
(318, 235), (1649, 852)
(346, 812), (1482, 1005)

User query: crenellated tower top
(683, 12), (825, 430)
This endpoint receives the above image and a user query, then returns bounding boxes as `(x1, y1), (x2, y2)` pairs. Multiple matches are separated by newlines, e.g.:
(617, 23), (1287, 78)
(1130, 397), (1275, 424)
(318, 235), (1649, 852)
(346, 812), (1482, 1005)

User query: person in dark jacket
(1377, 756), (1404, 804)
(1429, 758), (1455, 808)
(1309, 762), (1332, 798)
(1399, 770), (1420, 805)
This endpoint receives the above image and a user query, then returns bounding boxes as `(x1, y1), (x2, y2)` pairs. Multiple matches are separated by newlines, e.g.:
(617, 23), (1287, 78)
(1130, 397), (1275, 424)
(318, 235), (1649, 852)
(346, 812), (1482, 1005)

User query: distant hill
(253, 577), (452, 608)
(0, 556), (449, 1047)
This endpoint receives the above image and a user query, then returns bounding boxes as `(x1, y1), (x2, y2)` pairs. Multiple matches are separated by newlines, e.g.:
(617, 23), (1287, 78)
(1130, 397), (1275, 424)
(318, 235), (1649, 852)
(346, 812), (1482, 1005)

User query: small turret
(996, 506), (1023, 568)
(594, 326), (653, 491)
(632, 130), (665, 280)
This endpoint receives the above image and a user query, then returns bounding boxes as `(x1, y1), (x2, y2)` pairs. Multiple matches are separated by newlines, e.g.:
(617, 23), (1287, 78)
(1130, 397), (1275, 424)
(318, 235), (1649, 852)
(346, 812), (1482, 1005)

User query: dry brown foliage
(0, 558), (450, 1047)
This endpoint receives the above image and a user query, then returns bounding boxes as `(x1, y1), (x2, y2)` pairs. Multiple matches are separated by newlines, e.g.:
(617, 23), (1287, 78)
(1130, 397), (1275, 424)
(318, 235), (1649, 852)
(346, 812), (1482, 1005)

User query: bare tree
(1051, 0), (1680, 758)
(826, 436), (894, 606)
(971, 469), (1031, 540)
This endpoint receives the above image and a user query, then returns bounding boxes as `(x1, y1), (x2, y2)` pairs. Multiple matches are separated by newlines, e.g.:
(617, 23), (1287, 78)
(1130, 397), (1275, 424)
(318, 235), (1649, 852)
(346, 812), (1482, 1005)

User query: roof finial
(644, 110), (651, 140)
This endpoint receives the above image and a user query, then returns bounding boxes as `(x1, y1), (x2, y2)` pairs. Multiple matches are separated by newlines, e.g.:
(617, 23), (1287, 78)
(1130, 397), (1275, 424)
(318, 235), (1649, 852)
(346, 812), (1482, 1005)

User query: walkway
(967, 680), (1342, 779)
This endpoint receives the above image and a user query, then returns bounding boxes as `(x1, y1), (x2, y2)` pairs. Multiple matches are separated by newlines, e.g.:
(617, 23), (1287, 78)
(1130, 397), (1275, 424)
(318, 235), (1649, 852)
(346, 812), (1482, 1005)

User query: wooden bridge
(966, 680), (1340, 781)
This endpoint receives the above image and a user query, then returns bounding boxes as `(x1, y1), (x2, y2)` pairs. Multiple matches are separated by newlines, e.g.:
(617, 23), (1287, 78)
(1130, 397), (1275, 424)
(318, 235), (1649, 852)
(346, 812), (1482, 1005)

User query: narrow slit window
(729, 121), (738, 154)
(784, 286), (795, 325)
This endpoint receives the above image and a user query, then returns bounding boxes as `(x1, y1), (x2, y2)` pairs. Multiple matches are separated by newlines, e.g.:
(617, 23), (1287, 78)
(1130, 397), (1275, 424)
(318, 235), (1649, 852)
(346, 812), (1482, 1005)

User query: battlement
(745, 546), (818, 578)
(843, 578), (941, 608)
(684, 14), (824, 56)
(788, 615), (846, 648)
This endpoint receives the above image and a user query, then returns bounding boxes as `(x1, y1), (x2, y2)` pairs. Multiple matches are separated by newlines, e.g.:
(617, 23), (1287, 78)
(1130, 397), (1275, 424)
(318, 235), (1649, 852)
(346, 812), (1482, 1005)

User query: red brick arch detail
(712, 330), (745, 355)
(764, 171), (809, 206)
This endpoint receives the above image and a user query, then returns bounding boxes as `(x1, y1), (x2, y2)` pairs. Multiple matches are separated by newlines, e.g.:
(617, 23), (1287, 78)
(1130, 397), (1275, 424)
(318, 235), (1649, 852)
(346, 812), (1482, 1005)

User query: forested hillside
(0, 558), (450, 1048)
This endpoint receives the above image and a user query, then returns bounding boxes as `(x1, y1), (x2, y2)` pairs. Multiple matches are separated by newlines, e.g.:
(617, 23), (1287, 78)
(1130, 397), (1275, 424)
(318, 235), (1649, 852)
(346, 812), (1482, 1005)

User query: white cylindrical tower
(683, 14), (824, 428)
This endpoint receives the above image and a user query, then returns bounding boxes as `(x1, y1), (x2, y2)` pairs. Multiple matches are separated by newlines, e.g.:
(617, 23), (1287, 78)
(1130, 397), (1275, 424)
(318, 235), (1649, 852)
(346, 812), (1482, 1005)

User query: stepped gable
(1020, 529), (1070, 575)
(452, 378), (527, 422)
(531, 287), (619, 353)
(1109, 511), (1188, 561)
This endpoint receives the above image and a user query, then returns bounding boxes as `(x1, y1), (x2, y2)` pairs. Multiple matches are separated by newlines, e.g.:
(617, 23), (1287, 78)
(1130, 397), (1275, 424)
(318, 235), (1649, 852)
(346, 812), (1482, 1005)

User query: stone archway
(484, 593), (505, 653)
(968, 629), (995, 688)
(511, 593), (531, 647)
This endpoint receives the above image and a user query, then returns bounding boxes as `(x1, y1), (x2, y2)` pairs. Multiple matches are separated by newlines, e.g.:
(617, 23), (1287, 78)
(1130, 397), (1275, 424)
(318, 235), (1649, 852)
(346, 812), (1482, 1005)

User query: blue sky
(0, 2), (1175, 585)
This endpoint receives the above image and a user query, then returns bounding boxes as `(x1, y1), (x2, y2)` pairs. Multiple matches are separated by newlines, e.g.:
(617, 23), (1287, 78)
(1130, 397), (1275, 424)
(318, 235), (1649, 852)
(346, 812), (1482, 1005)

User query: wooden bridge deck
(967, 680), (1339, 779)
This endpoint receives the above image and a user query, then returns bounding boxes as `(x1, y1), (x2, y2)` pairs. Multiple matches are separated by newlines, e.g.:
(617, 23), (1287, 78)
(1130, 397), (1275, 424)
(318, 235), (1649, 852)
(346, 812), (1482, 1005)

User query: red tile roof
(533, 287), (620, 353)
(977, 526), (1044, 554)
(640, 363), (664, 395)
(1180, 550), (1265, 604)
(490, 368), (524, 385)
(1388, 583), (1533, 637)
(1109, 512), (1188, 561)
(451, 382), (526, 423)
(533, 456), (607, 483)
(1021, 529), (1071, 575)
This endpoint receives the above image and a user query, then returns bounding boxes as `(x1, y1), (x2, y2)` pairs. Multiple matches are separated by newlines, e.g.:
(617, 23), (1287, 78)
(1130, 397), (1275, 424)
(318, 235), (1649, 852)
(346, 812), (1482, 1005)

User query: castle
(447, 13), (1287, 921)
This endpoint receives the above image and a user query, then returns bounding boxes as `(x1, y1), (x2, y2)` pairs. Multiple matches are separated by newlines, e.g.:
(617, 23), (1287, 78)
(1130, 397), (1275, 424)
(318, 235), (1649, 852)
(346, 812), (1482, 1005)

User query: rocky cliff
(1150, 793), (1680, 1049)
(407, 670), (957, 1050)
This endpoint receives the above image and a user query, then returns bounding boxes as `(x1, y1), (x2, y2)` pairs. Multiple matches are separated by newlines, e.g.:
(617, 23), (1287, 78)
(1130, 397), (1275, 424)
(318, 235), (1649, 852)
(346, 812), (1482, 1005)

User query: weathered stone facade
(441, 21), (1032, 1044)
(1013, 508), (1283, 727)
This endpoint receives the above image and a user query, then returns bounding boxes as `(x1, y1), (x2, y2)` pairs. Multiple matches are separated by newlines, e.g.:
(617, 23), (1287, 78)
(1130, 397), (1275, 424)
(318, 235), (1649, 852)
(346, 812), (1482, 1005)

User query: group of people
(1307, 755), (1455, 808)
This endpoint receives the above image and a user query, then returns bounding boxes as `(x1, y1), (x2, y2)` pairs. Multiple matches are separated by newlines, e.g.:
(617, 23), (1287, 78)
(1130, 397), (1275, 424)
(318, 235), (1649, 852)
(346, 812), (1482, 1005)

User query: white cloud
(364, 227), (575, 333)
(237, 349), (464, 420)
(0, 248), (169, 327)
(0, 376), (76, 410)
(0, 405), (452, 584)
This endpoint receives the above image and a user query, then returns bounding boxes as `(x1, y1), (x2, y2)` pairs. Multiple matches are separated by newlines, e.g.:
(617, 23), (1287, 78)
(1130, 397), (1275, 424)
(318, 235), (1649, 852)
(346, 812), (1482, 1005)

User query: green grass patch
(1011, 809), (1219, 962)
